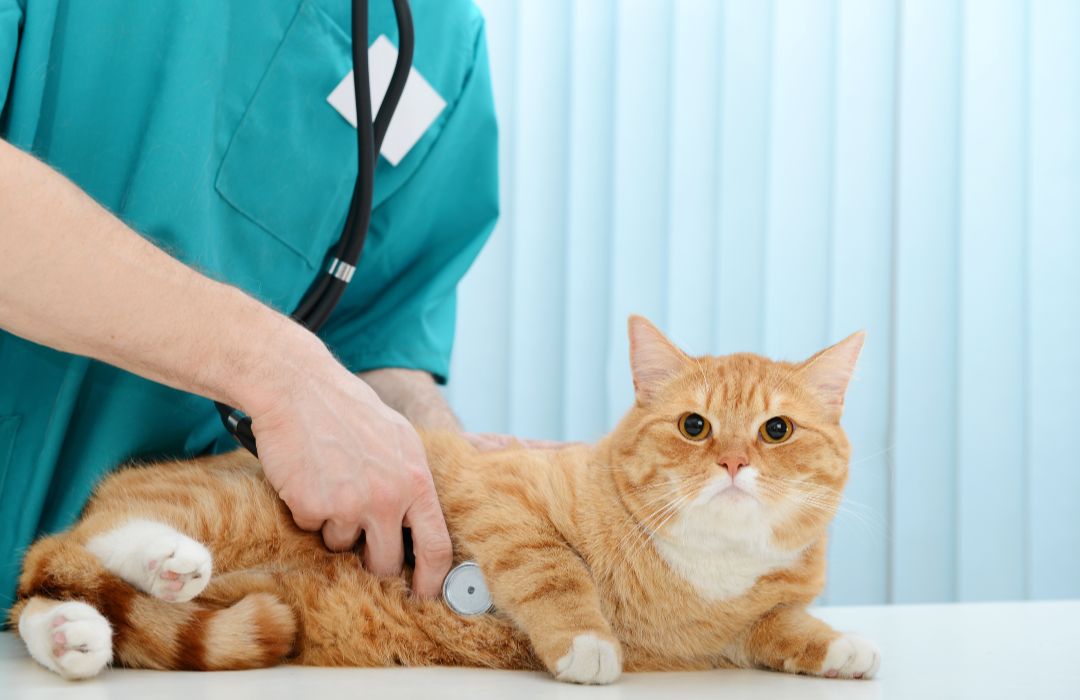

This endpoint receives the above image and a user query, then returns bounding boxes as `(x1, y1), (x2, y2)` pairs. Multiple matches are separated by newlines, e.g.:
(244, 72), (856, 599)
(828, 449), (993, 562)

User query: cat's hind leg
(14, 597), (113, 679)
(85, 518), (211, 602)
(16, 530), (295, 672)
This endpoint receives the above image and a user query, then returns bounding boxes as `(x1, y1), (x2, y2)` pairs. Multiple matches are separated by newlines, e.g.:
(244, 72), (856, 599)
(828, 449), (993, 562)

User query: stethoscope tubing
(215, 0), (414, 456)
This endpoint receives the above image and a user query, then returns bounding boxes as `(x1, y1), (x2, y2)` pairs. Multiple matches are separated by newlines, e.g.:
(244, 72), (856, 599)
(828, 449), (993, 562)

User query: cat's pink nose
(717, 455), (748, 480)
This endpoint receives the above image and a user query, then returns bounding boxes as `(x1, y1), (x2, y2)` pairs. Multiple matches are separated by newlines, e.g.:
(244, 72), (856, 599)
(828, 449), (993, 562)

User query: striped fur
(11, 317), (877, 682)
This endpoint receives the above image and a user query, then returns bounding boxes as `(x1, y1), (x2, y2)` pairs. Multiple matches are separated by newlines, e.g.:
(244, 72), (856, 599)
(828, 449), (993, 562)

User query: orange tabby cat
(10, 316), (878, 683)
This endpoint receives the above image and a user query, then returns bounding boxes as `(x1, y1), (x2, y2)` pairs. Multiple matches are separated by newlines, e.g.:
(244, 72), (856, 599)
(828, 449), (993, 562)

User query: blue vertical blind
(445, 0), (1080, 604)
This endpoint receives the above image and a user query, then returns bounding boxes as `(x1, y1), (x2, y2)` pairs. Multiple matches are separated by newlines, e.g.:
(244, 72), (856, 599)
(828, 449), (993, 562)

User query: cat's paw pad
(819, 633), (880, 679)
(145, 535), (212, 602)
(554, 633), (622, 685)
(21, 601), (113, 679)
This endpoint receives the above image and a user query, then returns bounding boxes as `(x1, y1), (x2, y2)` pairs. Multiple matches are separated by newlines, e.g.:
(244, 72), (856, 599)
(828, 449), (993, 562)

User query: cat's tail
(14, 535), (297, 671)
(122, 589), (297, 671)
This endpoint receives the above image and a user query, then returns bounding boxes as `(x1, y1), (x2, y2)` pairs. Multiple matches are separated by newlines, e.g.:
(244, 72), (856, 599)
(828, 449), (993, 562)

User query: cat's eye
(759, 416), (794, 444)
(678, 413), (711, 441)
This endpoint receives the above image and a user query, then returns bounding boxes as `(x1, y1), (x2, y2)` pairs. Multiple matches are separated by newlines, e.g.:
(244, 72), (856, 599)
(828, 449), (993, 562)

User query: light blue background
(444, 0), (1080, 605)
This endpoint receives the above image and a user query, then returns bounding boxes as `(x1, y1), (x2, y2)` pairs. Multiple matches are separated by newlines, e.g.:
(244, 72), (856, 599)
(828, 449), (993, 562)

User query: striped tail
(13, 534), (297, 670)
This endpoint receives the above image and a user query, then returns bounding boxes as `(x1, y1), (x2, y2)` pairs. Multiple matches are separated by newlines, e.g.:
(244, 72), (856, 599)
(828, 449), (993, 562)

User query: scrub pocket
(215, 0), (355, 270)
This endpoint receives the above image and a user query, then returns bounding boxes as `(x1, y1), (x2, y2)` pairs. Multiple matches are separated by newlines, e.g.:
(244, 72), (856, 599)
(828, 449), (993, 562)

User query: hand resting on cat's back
(11, 315), (879, 684)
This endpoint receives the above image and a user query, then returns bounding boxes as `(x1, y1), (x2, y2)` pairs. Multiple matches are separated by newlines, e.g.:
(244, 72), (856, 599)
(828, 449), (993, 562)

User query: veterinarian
(0, 0), (497, 611)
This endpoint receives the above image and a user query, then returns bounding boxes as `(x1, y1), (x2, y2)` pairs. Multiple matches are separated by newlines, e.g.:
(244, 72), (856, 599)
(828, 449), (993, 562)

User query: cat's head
(608, 316), (864, 555)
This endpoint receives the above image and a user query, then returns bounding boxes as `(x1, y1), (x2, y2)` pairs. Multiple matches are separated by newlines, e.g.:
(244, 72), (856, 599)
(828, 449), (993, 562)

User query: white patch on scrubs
(327, 35), (447, 166)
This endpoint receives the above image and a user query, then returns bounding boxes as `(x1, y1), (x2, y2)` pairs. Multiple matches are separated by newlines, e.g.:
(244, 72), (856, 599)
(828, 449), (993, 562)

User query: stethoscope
(211, 0), (493, 617)
(213, 0), (414, 455)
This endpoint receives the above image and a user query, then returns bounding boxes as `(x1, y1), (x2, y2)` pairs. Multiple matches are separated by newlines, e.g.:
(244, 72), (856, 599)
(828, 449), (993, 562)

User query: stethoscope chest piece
(442, 561), (494, 616)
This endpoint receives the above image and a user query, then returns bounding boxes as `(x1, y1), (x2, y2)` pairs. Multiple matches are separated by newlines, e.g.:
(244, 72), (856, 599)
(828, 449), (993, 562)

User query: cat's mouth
(717, 486), (756, 501)
(691, 475), (762, 507)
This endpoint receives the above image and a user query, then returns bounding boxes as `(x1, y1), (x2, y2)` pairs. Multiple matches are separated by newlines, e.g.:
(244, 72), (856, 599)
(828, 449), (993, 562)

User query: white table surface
(3, 600), (1078, 699)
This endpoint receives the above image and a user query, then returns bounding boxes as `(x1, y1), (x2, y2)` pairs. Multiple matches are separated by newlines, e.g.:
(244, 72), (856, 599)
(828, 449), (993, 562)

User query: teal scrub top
(0, 0), (498, 610)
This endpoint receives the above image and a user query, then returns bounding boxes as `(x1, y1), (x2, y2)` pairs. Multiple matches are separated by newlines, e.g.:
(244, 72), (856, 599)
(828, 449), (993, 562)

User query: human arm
(359, 368), (462, 431)
(358, 368), (577, 451)
(0, 139), (452, 597)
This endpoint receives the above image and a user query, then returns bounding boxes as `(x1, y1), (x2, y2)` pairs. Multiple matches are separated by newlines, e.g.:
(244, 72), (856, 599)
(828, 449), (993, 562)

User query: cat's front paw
(19, 601), (113, 680)
(817, 633), (880, 679)
(554, 633), (622, 685)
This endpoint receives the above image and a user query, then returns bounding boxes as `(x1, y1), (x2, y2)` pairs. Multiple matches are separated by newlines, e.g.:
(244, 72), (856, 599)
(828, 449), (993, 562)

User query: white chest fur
(651, 508), (802, 602)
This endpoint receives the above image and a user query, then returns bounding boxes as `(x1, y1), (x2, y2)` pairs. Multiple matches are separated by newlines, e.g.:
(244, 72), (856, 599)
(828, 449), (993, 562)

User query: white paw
(19, 601), (113, 680)
(819, 633), (880, 679)
(86, 519), (212, 602)
(554, 633), (622, 685)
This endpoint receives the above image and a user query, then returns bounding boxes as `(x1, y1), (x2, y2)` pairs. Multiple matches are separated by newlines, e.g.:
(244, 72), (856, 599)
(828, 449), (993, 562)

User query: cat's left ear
(798, 331), (865, 420)
(628, 315), (691, 405)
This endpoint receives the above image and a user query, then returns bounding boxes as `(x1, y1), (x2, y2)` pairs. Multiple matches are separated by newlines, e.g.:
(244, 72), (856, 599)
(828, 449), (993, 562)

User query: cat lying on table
(12, 315), (879, 684)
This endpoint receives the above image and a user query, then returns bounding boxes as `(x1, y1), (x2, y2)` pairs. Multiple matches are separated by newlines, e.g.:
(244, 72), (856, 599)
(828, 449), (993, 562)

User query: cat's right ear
(628, 315), (690, 405)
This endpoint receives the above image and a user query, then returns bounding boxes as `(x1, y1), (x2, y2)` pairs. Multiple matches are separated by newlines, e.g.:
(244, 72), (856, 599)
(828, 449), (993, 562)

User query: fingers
(362, 522), (405, 577)
(321, 518), (363, 552)
(291, 513), (326, 533)
(403, 488), (454, 599)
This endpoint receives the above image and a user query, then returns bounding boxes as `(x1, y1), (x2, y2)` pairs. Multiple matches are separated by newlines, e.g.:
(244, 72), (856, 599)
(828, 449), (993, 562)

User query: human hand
(242, 335), (452, 598)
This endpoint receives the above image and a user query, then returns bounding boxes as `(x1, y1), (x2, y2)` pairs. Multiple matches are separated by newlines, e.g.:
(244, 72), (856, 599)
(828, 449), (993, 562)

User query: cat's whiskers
(628, 492), (694, 560)
(847, 444), (895, 469)
(642, 494), (692, 544)
(612, 486), (684, 553)
(622, 476), (695, 495)
(760, 475), (883, 518)
(626, 473), (707, 501)
(633, 496), (688, 545)
(614, 487), (687, 550)
(755, 476), (838, 513)
(755, 475), (889, 539)
(615, 478), (706, 558)
(760, 480), (836, 508)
